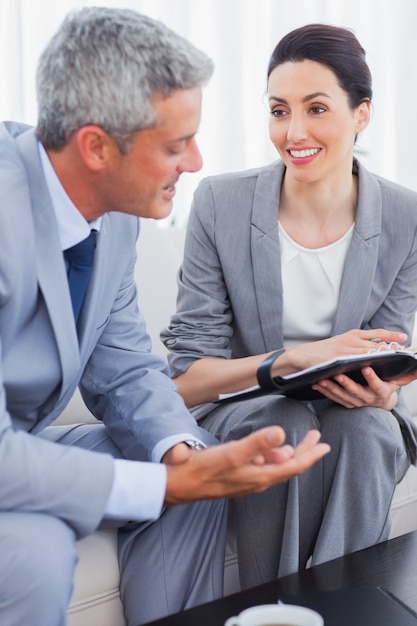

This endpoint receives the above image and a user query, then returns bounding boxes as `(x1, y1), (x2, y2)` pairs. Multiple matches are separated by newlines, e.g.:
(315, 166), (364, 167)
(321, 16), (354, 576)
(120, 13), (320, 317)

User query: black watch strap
(256, 348), (286, 391)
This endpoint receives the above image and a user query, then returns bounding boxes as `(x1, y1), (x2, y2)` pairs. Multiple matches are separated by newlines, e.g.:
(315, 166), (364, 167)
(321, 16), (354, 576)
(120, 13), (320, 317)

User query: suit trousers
(198, 395), (409, 589)
(0, 423), (227, 626)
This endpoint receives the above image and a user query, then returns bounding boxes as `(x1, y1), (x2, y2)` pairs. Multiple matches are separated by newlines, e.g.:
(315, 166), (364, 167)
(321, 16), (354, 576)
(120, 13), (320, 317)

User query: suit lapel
(249, 160), (382, 346)
(251, 162), (286, 351)
(15, 129), (80, 395)
(332, 162), (382, 334)
(76, 214), (110, 350)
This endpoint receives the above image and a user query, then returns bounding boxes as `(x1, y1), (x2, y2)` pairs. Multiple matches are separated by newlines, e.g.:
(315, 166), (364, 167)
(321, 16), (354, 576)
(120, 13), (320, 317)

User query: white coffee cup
(224, 603), (324, 626)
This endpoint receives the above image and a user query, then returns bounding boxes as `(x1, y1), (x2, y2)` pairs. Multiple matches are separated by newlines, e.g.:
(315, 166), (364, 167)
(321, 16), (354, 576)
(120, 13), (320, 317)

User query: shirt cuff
(104, 459), (166, 522)
(151, 432), (206, 462)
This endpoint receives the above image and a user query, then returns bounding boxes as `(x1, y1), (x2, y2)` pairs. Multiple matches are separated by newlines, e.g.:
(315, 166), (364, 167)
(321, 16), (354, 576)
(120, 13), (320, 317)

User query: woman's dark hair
(267, 23), (372, 108)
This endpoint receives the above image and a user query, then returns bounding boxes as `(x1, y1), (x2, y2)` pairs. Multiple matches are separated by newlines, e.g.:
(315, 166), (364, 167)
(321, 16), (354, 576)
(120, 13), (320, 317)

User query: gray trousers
(0, 424), (227, 626)
(198, 395), (409, 589)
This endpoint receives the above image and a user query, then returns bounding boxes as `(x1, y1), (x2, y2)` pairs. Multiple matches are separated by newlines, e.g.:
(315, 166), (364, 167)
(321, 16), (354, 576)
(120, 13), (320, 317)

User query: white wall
(135, 220), (185, 357)
(3, 0), (417, 353)
(2, 0), (417, 222)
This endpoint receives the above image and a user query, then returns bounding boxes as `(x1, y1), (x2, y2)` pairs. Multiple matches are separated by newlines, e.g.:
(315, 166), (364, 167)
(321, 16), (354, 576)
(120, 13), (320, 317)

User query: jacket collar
(250, 159), (382, 348)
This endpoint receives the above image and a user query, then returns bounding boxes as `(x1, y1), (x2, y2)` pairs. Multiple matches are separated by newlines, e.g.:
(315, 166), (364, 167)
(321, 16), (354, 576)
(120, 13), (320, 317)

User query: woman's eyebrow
(268, 91), (332, 104)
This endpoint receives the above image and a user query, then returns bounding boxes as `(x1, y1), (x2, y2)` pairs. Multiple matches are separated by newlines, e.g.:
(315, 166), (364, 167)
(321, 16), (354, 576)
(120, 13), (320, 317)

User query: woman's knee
(202, 396), (319, 442)
(320, 405), (405, 458)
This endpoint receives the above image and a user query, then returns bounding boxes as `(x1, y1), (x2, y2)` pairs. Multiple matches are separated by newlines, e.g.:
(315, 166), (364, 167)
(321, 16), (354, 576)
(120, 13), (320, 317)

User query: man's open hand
(164, 427), (330, 506)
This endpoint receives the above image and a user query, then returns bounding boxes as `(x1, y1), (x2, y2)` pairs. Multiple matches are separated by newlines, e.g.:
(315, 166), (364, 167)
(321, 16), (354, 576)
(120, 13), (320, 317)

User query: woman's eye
(310, 105), (326, 114)
(270, 108), (287, 118)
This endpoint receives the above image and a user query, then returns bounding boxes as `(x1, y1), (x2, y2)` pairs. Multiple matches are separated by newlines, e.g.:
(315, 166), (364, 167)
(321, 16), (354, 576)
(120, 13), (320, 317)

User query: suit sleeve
(161, 178), (236, 378)
(0, 353), (114, 538)
(79, 218), (213, 461)
(365, 185), (417, 340)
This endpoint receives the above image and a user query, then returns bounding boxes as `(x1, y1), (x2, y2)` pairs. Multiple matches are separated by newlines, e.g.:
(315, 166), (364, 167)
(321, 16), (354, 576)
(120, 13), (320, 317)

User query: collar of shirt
(38, 142), (102, 251)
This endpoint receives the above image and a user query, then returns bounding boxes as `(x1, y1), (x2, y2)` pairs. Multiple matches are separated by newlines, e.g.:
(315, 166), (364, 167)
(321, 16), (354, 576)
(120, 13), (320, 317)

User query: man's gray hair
(36, 7), (214, 152)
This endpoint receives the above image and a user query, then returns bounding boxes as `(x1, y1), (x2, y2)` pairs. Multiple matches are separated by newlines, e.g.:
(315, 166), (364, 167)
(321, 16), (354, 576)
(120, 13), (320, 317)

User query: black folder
(281, 587), (417, 626)
(217, 350), (417, 403)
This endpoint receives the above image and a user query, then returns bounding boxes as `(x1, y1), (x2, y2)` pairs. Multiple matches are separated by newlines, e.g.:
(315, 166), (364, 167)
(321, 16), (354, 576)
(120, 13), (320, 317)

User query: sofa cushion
(68, 529), (125, 626)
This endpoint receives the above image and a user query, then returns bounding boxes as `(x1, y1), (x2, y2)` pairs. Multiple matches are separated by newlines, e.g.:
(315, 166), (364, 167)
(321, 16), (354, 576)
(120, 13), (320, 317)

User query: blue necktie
(64, 230), (97, 322)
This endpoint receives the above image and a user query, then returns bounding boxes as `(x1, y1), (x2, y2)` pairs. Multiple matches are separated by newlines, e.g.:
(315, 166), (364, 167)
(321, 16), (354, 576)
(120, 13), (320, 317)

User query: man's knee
(0, 513), (77, 624)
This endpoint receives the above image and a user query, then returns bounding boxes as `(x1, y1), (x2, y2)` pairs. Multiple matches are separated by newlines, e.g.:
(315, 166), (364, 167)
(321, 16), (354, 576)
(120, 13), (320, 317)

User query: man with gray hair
(0, 7), (329, 625)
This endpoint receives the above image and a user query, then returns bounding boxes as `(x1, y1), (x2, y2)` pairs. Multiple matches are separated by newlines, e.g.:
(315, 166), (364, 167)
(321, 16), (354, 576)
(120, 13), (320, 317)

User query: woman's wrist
(385, 390), (399, 412)
(270, 345), (300, 376)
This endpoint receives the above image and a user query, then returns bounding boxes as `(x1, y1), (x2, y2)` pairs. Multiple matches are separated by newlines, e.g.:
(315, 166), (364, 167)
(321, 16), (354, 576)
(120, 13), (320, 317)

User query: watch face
(184, 440), (205, 451)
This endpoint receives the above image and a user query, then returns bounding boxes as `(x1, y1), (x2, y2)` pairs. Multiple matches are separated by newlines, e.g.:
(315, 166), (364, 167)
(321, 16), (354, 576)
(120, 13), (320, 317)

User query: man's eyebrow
(167, 132), (196, 143)
(268, 91), (332, 105)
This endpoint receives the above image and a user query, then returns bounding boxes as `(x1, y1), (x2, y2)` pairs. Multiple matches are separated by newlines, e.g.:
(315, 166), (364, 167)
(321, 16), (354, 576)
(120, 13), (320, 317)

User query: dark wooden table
(145, 531), (417, 625)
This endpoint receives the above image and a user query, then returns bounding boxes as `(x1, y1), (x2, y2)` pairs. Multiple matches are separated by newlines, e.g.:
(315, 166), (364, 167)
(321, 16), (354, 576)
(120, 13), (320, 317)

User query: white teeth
(289, 148), (320, 158)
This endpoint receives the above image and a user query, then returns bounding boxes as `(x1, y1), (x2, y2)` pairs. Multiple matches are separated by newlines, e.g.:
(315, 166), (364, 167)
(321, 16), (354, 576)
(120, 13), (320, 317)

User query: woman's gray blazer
(163, 159), (417, 463)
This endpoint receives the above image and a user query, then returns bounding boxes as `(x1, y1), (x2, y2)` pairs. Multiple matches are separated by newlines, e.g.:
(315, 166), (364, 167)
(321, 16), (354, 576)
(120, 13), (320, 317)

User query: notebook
(217, 349), (417, 403)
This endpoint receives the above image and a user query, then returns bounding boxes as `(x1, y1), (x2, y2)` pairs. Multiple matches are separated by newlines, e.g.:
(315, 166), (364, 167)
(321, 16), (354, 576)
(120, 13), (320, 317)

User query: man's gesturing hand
(164, 427), (330, 506)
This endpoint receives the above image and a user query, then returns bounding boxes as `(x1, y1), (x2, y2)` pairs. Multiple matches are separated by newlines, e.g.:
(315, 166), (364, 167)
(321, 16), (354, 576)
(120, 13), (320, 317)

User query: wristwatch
(183, 440), (205, 451)
(257, 348), (286, 390)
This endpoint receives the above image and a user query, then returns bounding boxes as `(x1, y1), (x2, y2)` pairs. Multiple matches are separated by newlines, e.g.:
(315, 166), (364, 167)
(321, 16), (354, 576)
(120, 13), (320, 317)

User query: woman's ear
(355, 100), (371, 134)
(74, 125), (118, 171)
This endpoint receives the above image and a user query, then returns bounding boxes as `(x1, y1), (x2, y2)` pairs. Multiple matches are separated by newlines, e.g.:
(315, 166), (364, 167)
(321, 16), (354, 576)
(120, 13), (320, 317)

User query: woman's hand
(173, 328), (408, 410)
(284, 328), (408, 375)
(312, 366), (399, 410)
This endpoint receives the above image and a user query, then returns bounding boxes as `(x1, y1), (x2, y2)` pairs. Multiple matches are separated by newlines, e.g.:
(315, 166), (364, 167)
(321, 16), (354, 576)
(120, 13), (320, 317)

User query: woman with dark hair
(268, 23), (372, 107)
(162, 24), (417, 587)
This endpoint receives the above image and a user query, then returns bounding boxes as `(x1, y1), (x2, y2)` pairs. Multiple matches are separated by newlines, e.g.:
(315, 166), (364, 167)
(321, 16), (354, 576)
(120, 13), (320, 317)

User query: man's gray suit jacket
(0, 121), (204, 538)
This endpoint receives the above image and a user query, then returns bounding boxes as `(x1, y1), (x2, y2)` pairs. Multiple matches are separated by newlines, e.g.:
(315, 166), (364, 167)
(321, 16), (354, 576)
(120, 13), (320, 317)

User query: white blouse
(278, 222), (354, 346)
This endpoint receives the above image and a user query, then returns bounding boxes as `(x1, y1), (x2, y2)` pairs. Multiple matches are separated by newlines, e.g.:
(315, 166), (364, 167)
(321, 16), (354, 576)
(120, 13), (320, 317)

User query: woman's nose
(286, 113), (308, 143)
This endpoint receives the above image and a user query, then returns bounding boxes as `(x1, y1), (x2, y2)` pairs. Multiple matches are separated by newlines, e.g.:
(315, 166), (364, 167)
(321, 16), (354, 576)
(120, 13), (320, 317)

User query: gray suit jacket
(163, 159), (417, 462)
(0, 122), (204, 538)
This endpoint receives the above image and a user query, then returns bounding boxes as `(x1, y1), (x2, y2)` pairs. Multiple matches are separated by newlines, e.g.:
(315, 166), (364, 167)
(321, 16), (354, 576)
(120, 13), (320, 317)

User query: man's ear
(74, 125), (118, 171)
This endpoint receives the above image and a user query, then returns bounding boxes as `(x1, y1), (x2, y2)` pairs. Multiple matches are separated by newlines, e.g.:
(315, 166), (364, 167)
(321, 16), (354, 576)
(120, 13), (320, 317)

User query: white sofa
(56, 220), (417, 625)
